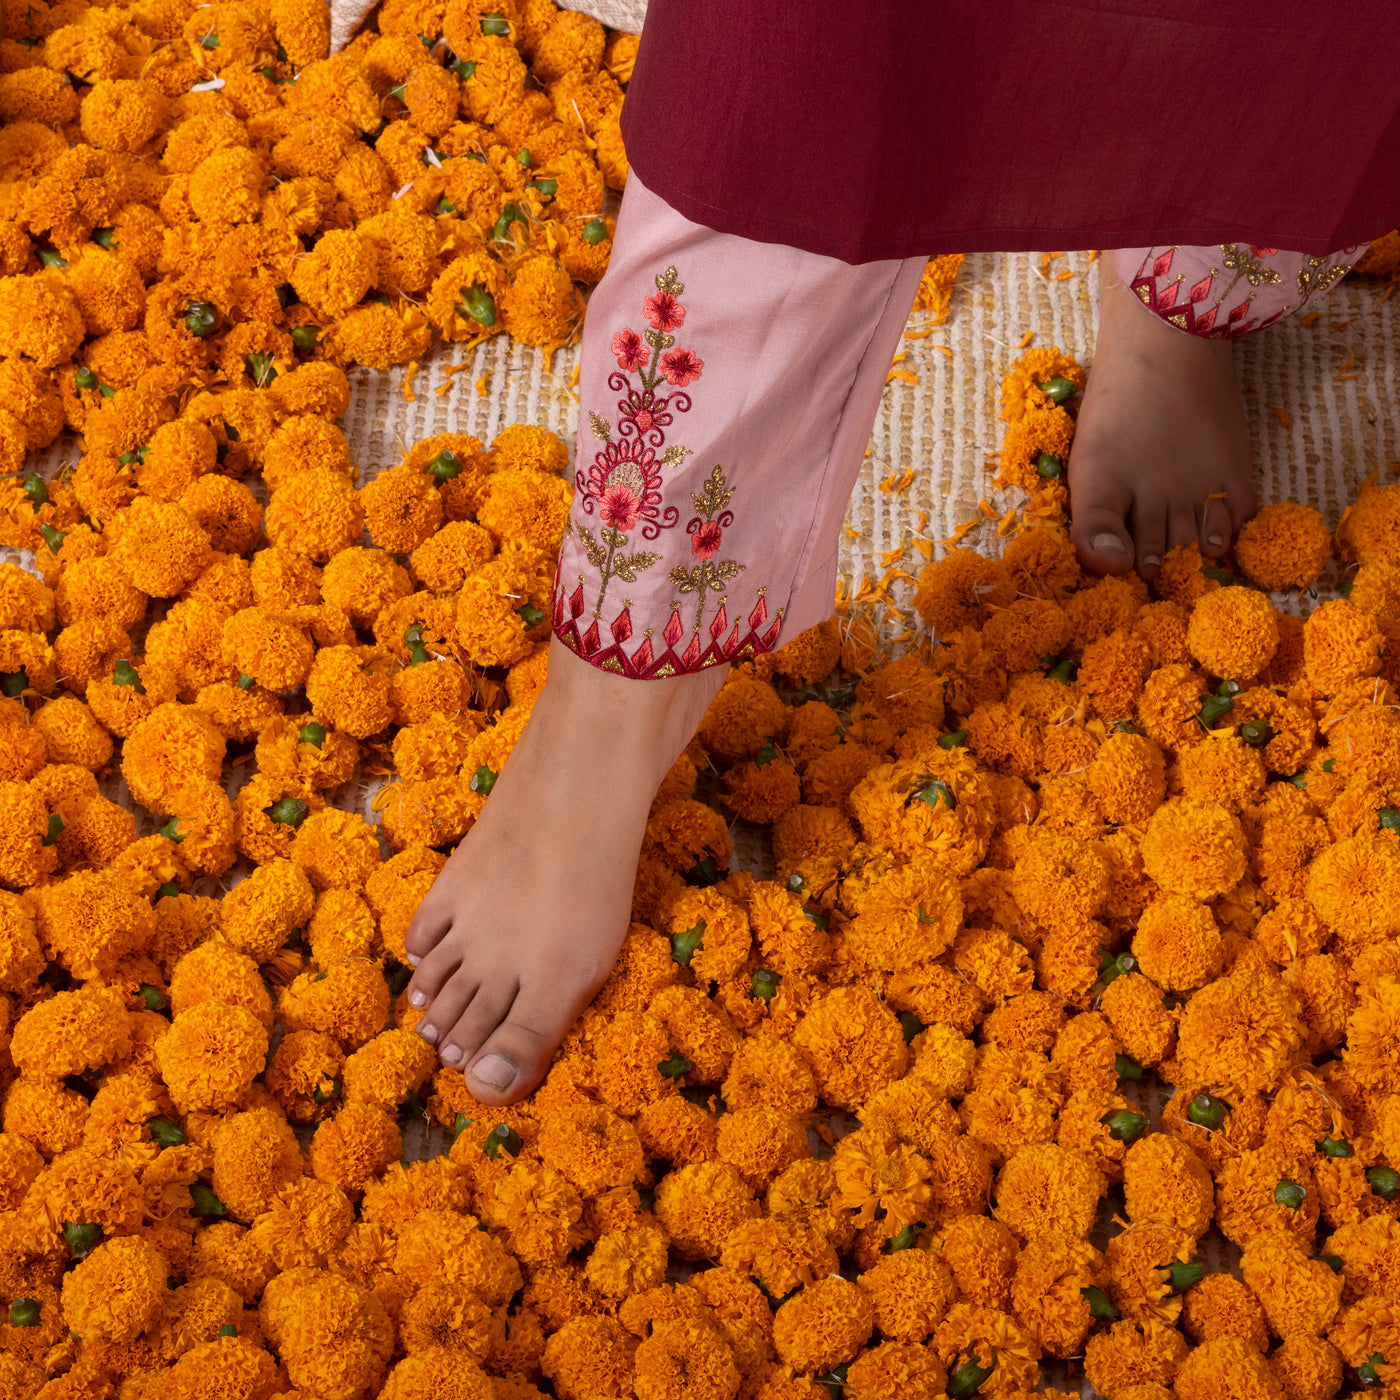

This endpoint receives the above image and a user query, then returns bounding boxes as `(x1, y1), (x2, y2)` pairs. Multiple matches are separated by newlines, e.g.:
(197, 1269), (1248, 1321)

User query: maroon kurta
(620, 1), (1400, 263)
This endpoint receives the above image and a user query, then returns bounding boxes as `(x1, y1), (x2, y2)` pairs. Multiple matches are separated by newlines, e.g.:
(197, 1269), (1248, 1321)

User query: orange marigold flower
(995, 1142), (1103, 1242)
(1303, 597), (1385, 696)
(156, 998), (269, 1113)
(653, 1161), (759, 1262)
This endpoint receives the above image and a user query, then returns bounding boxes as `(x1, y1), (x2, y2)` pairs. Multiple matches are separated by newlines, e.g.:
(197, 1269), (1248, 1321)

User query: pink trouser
(552, 175), (1361, 678)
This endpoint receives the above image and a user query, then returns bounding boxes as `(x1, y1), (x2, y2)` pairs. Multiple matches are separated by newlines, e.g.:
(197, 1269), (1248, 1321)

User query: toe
(414, 966), (479, 1052)
(1070, 500), (1136, 577)
(1199, 495), (1233, 558)
(403, 892), (454, 968)
(1168, 505), (1198, 556)
(1129, 501), (1168, 584)
(405, 938), (464, 1019)
(465, 982), (583, 1105)
(438, 977), (517, 1071)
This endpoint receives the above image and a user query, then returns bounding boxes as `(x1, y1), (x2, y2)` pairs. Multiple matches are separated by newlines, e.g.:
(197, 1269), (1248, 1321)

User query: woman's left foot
(1069, 259), (1256, 583)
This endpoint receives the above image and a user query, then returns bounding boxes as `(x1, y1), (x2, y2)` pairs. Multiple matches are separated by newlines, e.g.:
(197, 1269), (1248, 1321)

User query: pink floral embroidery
(644, 291), (685, 331)
(555, 265), (782, 678)
(660, 348), (704, 386)
(611, 328), (647, 371)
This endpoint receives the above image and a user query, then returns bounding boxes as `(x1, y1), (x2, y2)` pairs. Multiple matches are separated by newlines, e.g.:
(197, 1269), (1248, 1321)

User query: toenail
(441, 1044), (463, 1067)
(471, 1054), (516, 1091)
(408, 990), (427, 1008)
(1206, 533), (1225, 548)
(407, 955), (421, 967)
(1143, 554), (1162, 567)
(1091, 533), (1126, 553)
(418, 1023), (438, 1044)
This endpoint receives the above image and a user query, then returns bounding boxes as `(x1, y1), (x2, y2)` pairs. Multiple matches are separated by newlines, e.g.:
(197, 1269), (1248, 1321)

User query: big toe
(1071, 502), (1136, 577)
(464, 982), (583, 1106)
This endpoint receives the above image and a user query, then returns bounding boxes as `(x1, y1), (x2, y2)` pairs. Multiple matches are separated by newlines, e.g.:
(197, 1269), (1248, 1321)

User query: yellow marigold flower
(1172, 1334), (1285, 1399)
(1185, 585), (1280, 681)
(277, 956), (389, 1052)
(1139, 796), (1247, 900)
(792, 984), (908, 1112)
(1175, 970), (1303, 1098)
(1303, 597), (1385, 695)
(303, 643), (394, 740)
(249, 1175), (355, 1270)
(1131, 895), (1224, 992)
(264, 1026), (344, 1126)
(1084, 1317), (1189, 1396)
(998, 405), (1076, 492)
(540, 1314), (636, 1400)
(10, 981), (129, 1079)
(483, 1159), (586, 1267)
(156, 998), (268, 1113)
(218, 857), (313, 963)
(999, 347), (1086, 423)
(645, 797), (734, 877)
(31, 866), (154, 980)
(1237, 1228), (1341, 1340)
(265, 469), (365, 565)
(583, 1225), (668, 1300)
(274, 1272), (394, 1399)
(653, 1161), (759, 1262)
(768, 1274), (872, 1375)
(1121, 1133), (1215, 1242)
(209, 1106), (302, 1223)
(531, 1103), (643, 1199)
(61, 1234), (167, 1345)
(1271, 1334), (1344, 1400)
(1232, 501), (1331, 592)
(993, 1141), (1103, 1243)
(1214, 1146), (1320, 1250)
(844, 856), (962, 973)
(931, 1301), (1042, 1393)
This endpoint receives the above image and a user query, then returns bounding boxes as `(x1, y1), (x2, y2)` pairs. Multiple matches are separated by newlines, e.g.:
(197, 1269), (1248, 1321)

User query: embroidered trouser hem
(553, 180), (1364, 679)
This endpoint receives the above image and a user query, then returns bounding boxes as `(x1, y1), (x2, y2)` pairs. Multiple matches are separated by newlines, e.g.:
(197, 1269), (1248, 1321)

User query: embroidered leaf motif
(655, 266), (684, 297)
(613, 551), (661, 583)
(575, 524), (608, 570)
(588, 410), (610, 442)
(644, 328), (675, 352)
(660, 444), (692, 468)
(668, 559), (744, 593)
(691, 464), (734, 518)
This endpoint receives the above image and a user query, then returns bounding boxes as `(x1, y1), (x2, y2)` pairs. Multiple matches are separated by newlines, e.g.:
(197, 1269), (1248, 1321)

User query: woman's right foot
(400, 638), (726, 1105)
(1069, 259), (1256, 583)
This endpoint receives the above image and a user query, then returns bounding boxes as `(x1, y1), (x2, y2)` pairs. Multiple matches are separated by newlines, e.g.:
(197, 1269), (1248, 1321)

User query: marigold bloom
(61, 1234), (168, 1345)
(652, 1161), (759, 1262)
(1303, 597), (1385, 695)
(156, 998), (269, 1113)
(1084, 1317), (1189, 1395)
(995, 1142), (1103, 1241)
(541, 1314), (636, 1400)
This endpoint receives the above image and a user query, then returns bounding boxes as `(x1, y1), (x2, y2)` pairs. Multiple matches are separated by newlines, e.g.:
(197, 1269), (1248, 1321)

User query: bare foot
(1069, 259), (1255, 583)
(401, 638), (727, 1105)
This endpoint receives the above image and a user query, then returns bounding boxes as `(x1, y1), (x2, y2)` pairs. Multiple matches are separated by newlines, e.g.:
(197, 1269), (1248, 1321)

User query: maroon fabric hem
(626, 151), (1392, 264)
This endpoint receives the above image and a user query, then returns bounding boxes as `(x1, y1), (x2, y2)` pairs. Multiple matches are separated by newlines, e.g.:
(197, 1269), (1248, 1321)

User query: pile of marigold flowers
(0, 0), (634, 516)
(4, 255), (1400, 1400)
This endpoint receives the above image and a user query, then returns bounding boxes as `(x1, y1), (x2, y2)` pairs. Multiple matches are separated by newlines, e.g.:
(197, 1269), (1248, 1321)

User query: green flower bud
(1197, 694), (1235, 727)
(62, 1221), (103, 1258)
(237, 672), (256, 691)
(299, 721), (327, 747)
(42, 814), (63, 846)
(484, 1122), (524, 1158)
(155, 881), (181, 902)
(883, 1222), (922, 1253)
(190, 1184), (226, 1218)
(39, 523), (65, 553)
(9, 1297), (40, 1327)
(491, 203), (527, 243)
(1092, 949), (1137, 996)
(785, 873), (805, 894)
(1203, 567), (1235, 586)
(1216, 678), (1243, 698)
(1239, 718), (1274, 747)
(291, 325), (320, 354)
(158, 817), (186, 843)
(1358, 1353), (1388, 1386)
(428, 448), (460, 480)
(480, 11), (509, 34)
(404, 625), (430, 666)
(36, 246), (67, 269)
(454, 59), (477, 79)
(0, 670), (27, 698)
(469, 765), (497, 796)
(245, 351), (277, 388)
(657, 1051), (692, 1078)
(183, 300), (219, 338)
(913, 778), (956, 811)
(1099, 1109), (1147, 1143)
(938, 729), (967, 748)
(1380, 809), (1400, 833)
(1081, 1285), (1118, 1319)
(219, 1323), (237, 1338)
(1321, 1253), (1344, 1273)
(1187, 1093), (1231, 1133)
(517, 147), (530, 166)
(1033, 452), (1063, 480)
(1366, 1166), (1400, 1201)
(199, 29), (219, 47)
(516, 603), (546, 629)
(580, 216), (608, 245)
(147, 1116), (186, 1149)
(19, 472), (47, 509)
(531, 178), (558, 198)
(1038, 376), (1076, 403)
(750, 969), (781, 1001)
(1318, 1136), (1353, 1158)
(456, 283), (497, 327)
(803, 906), (829, 931)
(947, 1351), (996, 1398)
(1274, 1178), (1306, 1209)
(814, 1363), (849, 1399)
(1161, 1260), (1204, 1293)
(1115, 1054), (1143, 1081)
(1045, 656), (1078, 683)
(92, 227), (116, 249)
(139, 984), (167, 1013)
(312, 1079), (340, 1105)
(670, 921), (705, 966)
(75, 366), (98, 391)
(264, 798), (309, 828)
(453, 1111), (473, 1138)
